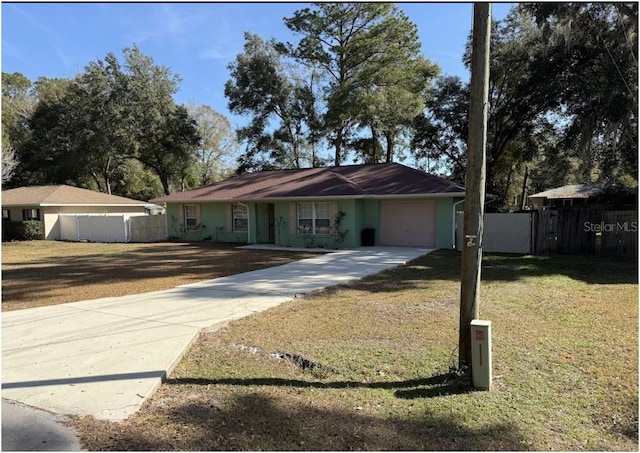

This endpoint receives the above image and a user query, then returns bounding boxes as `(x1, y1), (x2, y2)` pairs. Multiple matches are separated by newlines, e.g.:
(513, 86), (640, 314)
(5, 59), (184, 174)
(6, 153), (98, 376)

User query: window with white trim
(233, 204), (248, 232)
(2, 209), (10, 221)
(22, 208), (40, 221)
(184, 205), (199, 230)
(297, 202), (331, 235)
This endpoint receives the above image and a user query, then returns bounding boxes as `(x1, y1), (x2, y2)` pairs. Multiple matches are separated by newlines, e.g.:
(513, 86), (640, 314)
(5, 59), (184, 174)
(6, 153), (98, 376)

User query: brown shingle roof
(152, 163), (465, 203)
(528, 184), (603, 200)
(1, 185), (150, 206)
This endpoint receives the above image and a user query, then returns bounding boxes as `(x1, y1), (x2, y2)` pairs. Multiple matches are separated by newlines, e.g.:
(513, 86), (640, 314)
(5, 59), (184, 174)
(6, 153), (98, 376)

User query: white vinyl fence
(59, 214), (167, 243)
(60, 215), (128, 242)
(456, 212), (534, 254)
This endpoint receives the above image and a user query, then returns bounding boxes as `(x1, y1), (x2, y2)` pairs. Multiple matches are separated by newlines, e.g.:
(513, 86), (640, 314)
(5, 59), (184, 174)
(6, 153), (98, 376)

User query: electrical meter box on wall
(470, 319), (492, 390)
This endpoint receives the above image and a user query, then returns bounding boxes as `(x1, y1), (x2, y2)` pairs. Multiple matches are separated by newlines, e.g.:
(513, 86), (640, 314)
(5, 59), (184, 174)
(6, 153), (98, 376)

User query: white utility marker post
(470, 320), (492, 390)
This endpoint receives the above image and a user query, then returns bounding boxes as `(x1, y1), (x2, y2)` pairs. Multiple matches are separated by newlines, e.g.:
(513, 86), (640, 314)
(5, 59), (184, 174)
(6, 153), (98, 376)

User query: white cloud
(425, 48), (464, 60)
(1, 40), (30, 66)
(122, 4), (209, 45)
(4, 4), (78, 73)
(198, 47), (225, 60)
(6, 3), (64, 41)
(161, 4), (187, 33)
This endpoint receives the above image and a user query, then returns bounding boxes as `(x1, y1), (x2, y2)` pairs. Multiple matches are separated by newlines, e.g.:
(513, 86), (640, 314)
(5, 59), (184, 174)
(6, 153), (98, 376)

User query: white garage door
(380, 200), (436, 247)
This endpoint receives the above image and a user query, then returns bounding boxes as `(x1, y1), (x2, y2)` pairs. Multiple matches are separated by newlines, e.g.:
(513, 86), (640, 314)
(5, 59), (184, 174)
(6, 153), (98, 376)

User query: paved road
(2, 247), (431, 448)
(2, 399), (84, 451)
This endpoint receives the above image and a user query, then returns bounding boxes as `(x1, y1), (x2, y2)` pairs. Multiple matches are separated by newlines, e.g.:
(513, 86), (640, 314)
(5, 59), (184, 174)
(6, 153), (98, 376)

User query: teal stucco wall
(165, 197), (460, 249)
(435, 197), (455, 249)
(166, 202), (249, 243)
(272, 200), (357, 249)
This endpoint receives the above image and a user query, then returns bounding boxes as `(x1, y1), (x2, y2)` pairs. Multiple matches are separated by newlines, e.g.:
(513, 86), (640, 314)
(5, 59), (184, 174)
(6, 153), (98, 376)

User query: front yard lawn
(70, 251), (638, 451)
(1, 241), (315, 311)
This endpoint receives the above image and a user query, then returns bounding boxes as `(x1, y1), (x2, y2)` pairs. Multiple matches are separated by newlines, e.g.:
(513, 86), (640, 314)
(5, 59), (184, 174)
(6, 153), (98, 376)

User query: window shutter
(289, 202), (297, 234)
(225, 204), (233, 232)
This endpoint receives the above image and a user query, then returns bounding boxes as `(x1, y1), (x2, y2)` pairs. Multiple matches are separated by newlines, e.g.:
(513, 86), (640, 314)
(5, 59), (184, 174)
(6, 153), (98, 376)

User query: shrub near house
(5, 220), (44, 241)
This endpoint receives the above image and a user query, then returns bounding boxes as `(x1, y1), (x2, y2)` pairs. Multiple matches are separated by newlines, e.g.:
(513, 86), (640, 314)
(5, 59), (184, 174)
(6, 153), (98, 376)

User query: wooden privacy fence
(455, 208), (637, 257)
(128, 214), (167, 242)
(535, 208), (637, 257)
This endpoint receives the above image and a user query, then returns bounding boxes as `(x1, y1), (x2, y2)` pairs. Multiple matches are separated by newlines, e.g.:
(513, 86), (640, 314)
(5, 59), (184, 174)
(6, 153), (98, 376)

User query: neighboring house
(528, 184), (604, 209)
(152, 163), (465, 249)
(1, 185), (159, 240)
(528, 184), (637, 209)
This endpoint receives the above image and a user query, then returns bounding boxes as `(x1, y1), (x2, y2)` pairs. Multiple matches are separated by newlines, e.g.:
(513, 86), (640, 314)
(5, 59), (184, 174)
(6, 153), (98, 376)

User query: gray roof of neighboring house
(528, 184), (604, 200)
(152, 163), (466, 203)
(1, 185), (151, 207)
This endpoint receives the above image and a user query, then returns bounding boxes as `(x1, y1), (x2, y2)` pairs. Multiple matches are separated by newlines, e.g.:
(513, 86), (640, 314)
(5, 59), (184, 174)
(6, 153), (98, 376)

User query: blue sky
(2, 2), (513, 131)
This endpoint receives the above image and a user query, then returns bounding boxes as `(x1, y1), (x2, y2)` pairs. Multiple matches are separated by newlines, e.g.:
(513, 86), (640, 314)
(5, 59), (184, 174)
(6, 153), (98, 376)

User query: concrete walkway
(2, 247), (431, 423)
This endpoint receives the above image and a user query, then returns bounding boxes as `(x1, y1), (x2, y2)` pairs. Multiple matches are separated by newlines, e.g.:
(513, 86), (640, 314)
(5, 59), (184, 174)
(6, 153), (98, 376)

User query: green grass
(72, 251), (638, 451)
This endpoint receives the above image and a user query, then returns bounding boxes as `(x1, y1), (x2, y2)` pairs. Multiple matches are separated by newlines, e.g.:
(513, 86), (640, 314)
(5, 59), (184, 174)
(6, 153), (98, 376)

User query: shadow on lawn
(164, 371), (471, 399)
(82, 392), (527, 451)
(351, 250), (638, 295)
(1, 243), (313, 308)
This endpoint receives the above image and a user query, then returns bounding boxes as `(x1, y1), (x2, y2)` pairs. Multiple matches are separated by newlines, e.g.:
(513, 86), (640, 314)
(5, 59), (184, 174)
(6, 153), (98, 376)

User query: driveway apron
(2, 247), (431, 421)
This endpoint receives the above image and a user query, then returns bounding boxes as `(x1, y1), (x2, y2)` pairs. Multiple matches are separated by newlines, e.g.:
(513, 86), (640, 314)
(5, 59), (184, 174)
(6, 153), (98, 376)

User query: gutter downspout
(237, 201), (252, 244)
(452, 198), (465, 250)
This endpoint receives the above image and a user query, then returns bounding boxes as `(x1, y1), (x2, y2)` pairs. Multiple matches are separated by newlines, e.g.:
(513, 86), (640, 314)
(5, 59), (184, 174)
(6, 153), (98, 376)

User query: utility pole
(458, 2), (491, 370)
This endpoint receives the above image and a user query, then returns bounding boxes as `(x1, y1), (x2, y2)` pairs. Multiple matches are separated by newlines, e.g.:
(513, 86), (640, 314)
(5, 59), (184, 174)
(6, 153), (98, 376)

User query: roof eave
(159, 192), (467, 203)
(39, 203), (149, 207)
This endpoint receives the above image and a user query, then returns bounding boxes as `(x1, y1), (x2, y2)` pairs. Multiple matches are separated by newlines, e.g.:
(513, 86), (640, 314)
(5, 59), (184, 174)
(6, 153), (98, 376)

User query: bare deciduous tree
(186, 103), (239, 186)
(2, 144), (19, 184)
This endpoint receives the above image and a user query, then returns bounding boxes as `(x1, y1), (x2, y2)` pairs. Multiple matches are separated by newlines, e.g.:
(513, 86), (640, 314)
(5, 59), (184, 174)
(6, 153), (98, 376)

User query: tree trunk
(312, 141), (318, 167)
(90, 171), (104, 193)
(370, 124), (378, 163)
(102, 155), (112, 194)
(385, 131), (394, 163)
(334, 127), (343, 166)
(160, 174), (171, 195)
(520, 165), (529, 211)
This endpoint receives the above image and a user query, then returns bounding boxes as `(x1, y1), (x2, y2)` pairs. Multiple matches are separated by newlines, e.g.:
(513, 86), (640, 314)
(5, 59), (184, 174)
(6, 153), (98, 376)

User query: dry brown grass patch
(1, 241), (315, 311)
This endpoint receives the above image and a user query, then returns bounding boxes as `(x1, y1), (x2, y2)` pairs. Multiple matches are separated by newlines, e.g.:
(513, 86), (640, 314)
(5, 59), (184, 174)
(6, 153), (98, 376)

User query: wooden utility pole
(459, 2), (491, 369)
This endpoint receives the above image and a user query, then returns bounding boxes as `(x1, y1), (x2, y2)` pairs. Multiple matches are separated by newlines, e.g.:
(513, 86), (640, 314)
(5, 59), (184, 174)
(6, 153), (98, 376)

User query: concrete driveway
(2, 246), (431, 423)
